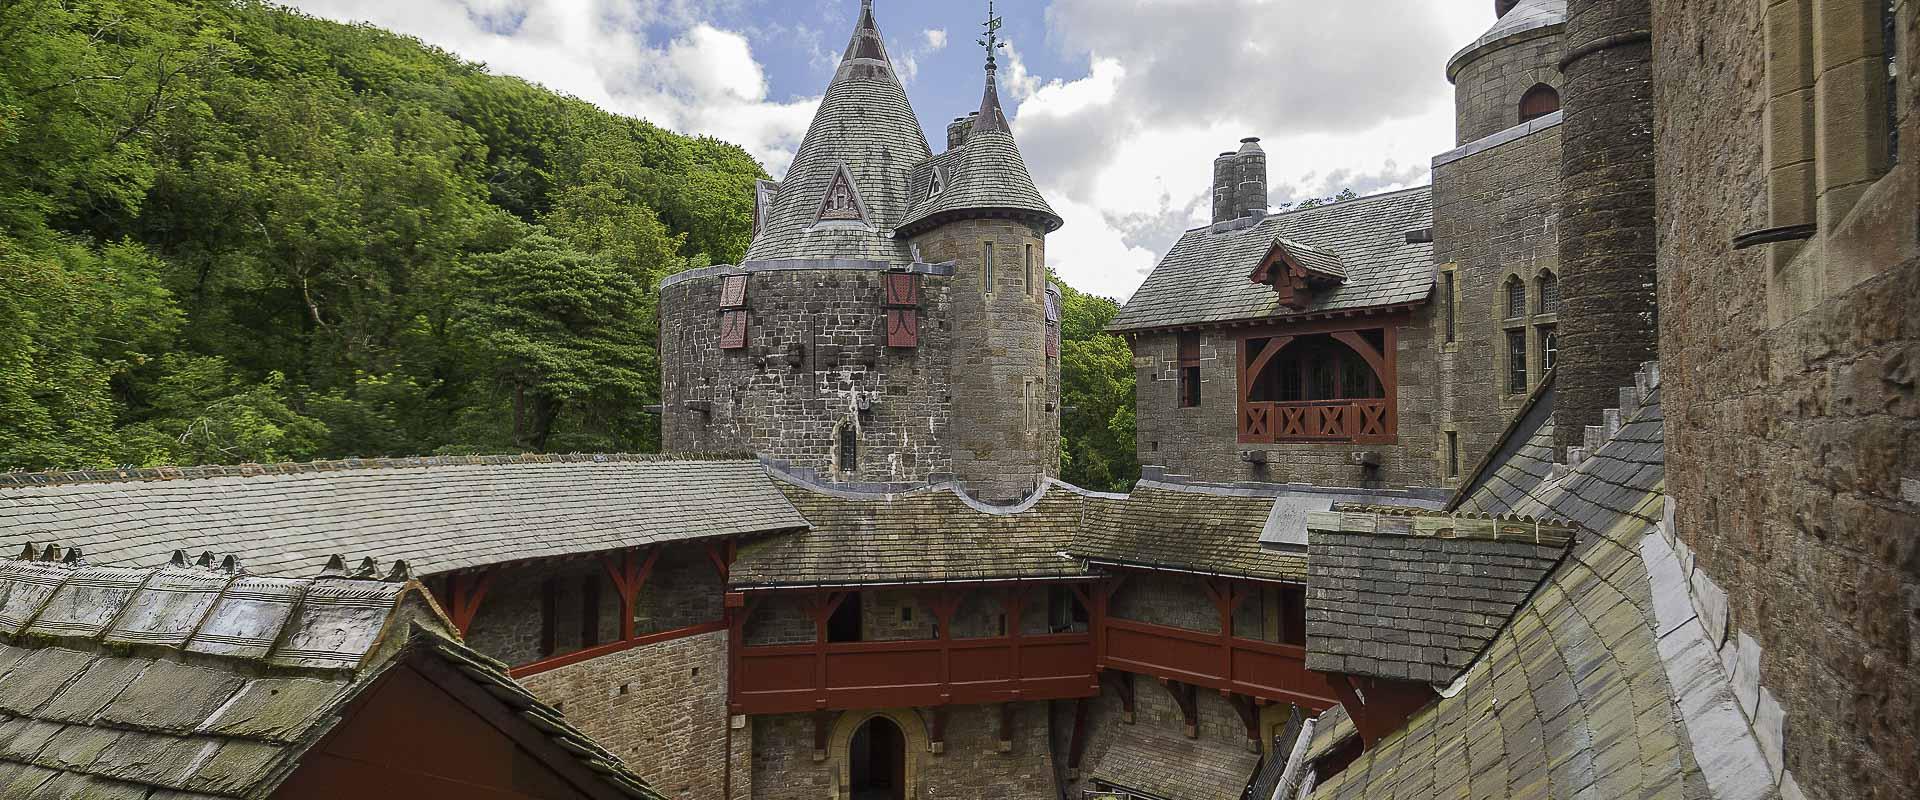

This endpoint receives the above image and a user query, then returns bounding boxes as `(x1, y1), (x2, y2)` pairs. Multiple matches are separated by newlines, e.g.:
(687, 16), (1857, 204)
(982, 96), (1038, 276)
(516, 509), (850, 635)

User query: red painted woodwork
(509, 620), (727, 679)
(1238, 322), (1400, 445)
(1066, 698), (1090, 773)
(885, 309), (919, 348)
(720, 274), (749, 308)
(271, 661), (617, 800)
(719, 309), (749, 349)
(730, 633), (1098, 715)
(440, 569), (495, 635)
(1329, 674), (1437, 746)
(883, 273), (920, 306)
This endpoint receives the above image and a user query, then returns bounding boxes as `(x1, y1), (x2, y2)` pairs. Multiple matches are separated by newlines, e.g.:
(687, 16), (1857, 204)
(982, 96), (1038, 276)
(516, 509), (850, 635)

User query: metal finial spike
(320, 554), (348, 578)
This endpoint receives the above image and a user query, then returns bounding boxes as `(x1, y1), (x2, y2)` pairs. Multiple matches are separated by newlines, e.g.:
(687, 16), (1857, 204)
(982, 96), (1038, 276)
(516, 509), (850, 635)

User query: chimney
(1233, 137), (1268, 220)
(947, 117), (969, 149)
(1211, 151), (1237, 224)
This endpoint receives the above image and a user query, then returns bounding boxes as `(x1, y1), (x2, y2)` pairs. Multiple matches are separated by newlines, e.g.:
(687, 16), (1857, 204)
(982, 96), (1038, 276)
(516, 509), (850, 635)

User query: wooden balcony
(729, 633), (1099, 715)
(1240, 399), (1394, 445)
(1100, 619), (1338, 710)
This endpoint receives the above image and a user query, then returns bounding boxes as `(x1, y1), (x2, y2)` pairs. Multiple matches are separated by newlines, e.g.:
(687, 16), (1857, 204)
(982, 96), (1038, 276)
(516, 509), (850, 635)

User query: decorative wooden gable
(816, 164), (867, 223)
(1249, 240), (1338, 312)
(719, 274), (749, 350)
(882, 272), (920, 348)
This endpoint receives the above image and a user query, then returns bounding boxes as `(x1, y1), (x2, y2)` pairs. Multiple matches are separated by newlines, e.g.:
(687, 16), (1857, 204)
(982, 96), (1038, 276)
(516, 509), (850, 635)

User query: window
(1519, 83), (1560, 123)
(1536, 271), (1560, 314)
(819, 166), (864, 222)
(837, 424), (858, 471)
(1504, 276), (1527, 319)
(1446, 430), (1460, 478)
(981, 241), (995, 292)
(1025, 244), (1036, 296)
(1240, 329), (1397, 444)
(1441, 270), (1457, 343)
(1177, 333), (1201, 408)
(1540, 324), (1558, 370)
(1507, 328), (1529, 394)
(928, 166), (947, 198)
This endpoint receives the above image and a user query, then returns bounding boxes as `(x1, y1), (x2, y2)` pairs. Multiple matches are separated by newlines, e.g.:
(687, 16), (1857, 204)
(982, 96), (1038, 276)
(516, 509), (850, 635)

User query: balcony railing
(730, 633), (1099, 715)
(1240, 399), (1394, 445)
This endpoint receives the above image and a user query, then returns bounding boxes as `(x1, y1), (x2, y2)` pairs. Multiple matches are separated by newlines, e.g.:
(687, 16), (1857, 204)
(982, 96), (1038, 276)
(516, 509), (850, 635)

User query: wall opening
(829, 593), (864, 643)
(848, 716), (907, 800)
(1178, 332), (1202, 408)
(837, 423), (859, 472)
(1519, 83), (1560, 123)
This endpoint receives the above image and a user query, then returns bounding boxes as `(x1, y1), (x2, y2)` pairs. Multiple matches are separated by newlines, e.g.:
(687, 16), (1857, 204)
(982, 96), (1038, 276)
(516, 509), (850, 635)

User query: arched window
(1504, 276), (1527, 319)
(1519, 83), (1561, 123)
(1536, 271), (1560, 314)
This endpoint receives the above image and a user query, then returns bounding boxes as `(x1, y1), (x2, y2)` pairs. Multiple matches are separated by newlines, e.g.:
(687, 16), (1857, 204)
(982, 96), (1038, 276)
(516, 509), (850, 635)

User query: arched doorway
(848, 716), (906, 800)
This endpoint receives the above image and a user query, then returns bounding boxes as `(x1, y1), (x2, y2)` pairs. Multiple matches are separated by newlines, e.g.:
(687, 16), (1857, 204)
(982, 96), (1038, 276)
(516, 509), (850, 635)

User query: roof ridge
(0, 451), (759, 489)
(1176, 184), (1435, 236)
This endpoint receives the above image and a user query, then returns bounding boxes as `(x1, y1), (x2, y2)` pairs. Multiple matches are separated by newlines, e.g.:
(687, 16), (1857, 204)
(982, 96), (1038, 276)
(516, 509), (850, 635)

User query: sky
(280, 0), (1495, 301)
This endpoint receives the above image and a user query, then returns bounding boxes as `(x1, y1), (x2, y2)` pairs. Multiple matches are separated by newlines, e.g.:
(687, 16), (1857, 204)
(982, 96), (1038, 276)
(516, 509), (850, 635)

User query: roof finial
(978, 0), (1005, 72)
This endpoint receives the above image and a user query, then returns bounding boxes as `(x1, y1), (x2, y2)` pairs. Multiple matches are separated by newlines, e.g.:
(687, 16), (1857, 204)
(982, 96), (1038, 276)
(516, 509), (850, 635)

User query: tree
(1053, 281), (1139, 492)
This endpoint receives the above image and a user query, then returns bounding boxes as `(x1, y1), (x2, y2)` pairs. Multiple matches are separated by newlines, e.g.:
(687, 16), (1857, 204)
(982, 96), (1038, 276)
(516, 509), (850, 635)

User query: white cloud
(1012, 0), (1491, 300)
(923, 29), (947, 50)
(282, 0), (817, 175)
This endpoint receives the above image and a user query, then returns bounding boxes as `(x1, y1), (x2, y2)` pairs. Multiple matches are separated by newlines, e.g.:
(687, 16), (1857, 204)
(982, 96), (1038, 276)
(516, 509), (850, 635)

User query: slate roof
(1074, 483), (1308, 583)
(1280, 239), (1348, 281)
(0, 551), (662, 800)
(1450, 376), (1559, 514)
(742, 1), (929, 267)
(1447, 0), (1566, 80)
(1109, 187), (1434, 332)
(728, 480), (1088, 588)
(1303, 510), (1574, 684)
(1089, 724), (1261, 800)
(897, 130), (1061, 236)
(1302, 378), (1714, 800)
(0, 455), (808, 579)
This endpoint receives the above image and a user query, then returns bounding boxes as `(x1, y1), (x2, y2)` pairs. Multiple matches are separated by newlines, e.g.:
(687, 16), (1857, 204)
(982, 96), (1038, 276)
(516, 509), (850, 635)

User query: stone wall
(1431, 121), (1564, 484)
(1556, 0), (1659, 450)
(1654, 1), (1919, 798)
(636, 546), (726, 634)
(660, 268), (956, 485)
(911, 219), (1061, 503)
(1129, 313), (1441, 489)
(1451, 25), (1565, 144)
(518, 631), (735, 800)
(462, 558), (622, 667)
(748, 703), (1058, 799)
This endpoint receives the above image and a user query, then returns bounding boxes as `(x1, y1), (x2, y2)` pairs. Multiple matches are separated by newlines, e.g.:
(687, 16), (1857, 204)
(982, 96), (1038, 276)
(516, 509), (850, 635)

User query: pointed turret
(744, 0), (932, 266)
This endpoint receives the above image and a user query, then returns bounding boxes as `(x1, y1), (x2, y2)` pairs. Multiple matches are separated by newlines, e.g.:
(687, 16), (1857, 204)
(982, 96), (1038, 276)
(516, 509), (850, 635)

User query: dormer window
(928, 166), (948, 199)
(1249, 239), (1345, 313)
(817, 164), (866, 223)
(1519, 83), (1560, 123)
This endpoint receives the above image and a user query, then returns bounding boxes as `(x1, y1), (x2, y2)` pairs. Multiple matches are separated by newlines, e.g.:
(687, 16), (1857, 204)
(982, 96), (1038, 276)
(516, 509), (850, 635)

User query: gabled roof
(0, 455), (808, 579)
(742, 0), (930, 267)
(1110, 187), (1434, 333)
(0, 553), (662, 800)
(1304, 509), (1574, 684)
(1074, 482), (1307, 583)
(1090, 723), (1261, 800)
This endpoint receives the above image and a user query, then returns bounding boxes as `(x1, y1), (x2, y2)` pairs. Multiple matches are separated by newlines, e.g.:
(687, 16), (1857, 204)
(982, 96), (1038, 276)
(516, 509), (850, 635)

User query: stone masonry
(749, 703), (1058, 800)
(1556, 0), (1659, 450)
(1653, 0), (1919, 797)
(1451, 20), (1566, 143)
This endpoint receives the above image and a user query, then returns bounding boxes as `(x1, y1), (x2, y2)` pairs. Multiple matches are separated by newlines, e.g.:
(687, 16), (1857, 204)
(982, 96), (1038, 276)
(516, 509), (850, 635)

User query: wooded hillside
(0, 0), (1136, 489)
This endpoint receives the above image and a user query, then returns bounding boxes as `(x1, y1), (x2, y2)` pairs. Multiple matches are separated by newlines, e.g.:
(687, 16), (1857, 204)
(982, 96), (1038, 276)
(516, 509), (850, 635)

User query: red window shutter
(884, 273), (920, 307)
(886, 309), (919, 348)
(719, 309), (748, 349)
(1047, 325), (1060, 359)
(720, 275), (748, 308)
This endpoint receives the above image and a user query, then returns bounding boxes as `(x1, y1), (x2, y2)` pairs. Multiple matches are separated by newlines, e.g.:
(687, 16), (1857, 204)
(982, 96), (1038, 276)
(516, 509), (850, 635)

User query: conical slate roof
(1446, 0), (1565, 79)
(896, 62), (1060, 236)
(744, 0), (930, 266)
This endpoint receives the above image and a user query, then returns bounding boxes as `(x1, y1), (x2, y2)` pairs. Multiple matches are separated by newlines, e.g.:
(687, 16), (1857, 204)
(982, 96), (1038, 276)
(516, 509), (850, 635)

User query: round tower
(1446, 0), (1567, 144)
(658, 1), (1062, 503)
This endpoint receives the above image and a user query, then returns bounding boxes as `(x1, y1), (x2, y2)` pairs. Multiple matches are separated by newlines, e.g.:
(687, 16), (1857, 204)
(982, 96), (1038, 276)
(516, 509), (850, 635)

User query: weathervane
(978, 0), (1005, 70)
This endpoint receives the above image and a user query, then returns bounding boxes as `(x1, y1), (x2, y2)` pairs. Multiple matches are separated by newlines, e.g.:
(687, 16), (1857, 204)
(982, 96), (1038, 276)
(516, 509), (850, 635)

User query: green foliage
(0, 0), (762, 468)
(1054, 280), (1139, 493)
(0, 0), (1137, 482)
(1282, 187), (1359, 212)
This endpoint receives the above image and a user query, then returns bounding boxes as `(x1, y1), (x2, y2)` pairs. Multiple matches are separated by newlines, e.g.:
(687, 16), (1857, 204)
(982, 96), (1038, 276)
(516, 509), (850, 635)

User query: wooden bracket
(598, 548), (659, 642)
(996, 703), (1015, 753)
(1066, 698), (1090, 777)
(929, 707), (948, 755)
(1162, 679), (1199, 738)
(811, 710), (838, 762)
(442, 569), (496, 635)
(1229, 694), (1262, 751)
(706, 540), (736, 582)
(1110, 671), (1136, 724)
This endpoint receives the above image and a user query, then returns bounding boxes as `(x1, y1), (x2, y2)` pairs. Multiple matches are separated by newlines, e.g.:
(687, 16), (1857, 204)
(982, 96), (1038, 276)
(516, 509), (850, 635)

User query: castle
(0, 1), (1912, 800)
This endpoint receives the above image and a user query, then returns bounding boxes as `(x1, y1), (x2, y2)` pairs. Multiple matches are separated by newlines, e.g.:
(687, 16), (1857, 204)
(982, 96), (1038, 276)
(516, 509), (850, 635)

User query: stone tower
(1555, 0), (1656, 448)
(659, 0), (1063, 502)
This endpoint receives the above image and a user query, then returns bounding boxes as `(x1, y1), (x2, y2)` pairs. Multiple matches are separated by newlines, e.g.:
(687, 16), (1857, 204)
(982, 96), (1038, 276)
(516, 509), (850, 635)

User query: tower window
(1536, 271), (1560, 314)
(1178, 333), (1202, 408)
(1540, 324), (1558, 370)
(1025, 244), (1036, 296)
(982, 241), (995, 292)
(1504, 276), (1527, 320)
(1519, 83), (1560, 123)
(1441, 270), (1457, 343)
(1507, 328), (1529, 394)
(837, 424), (858, 471)
(1446, 430), (1460, 478)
